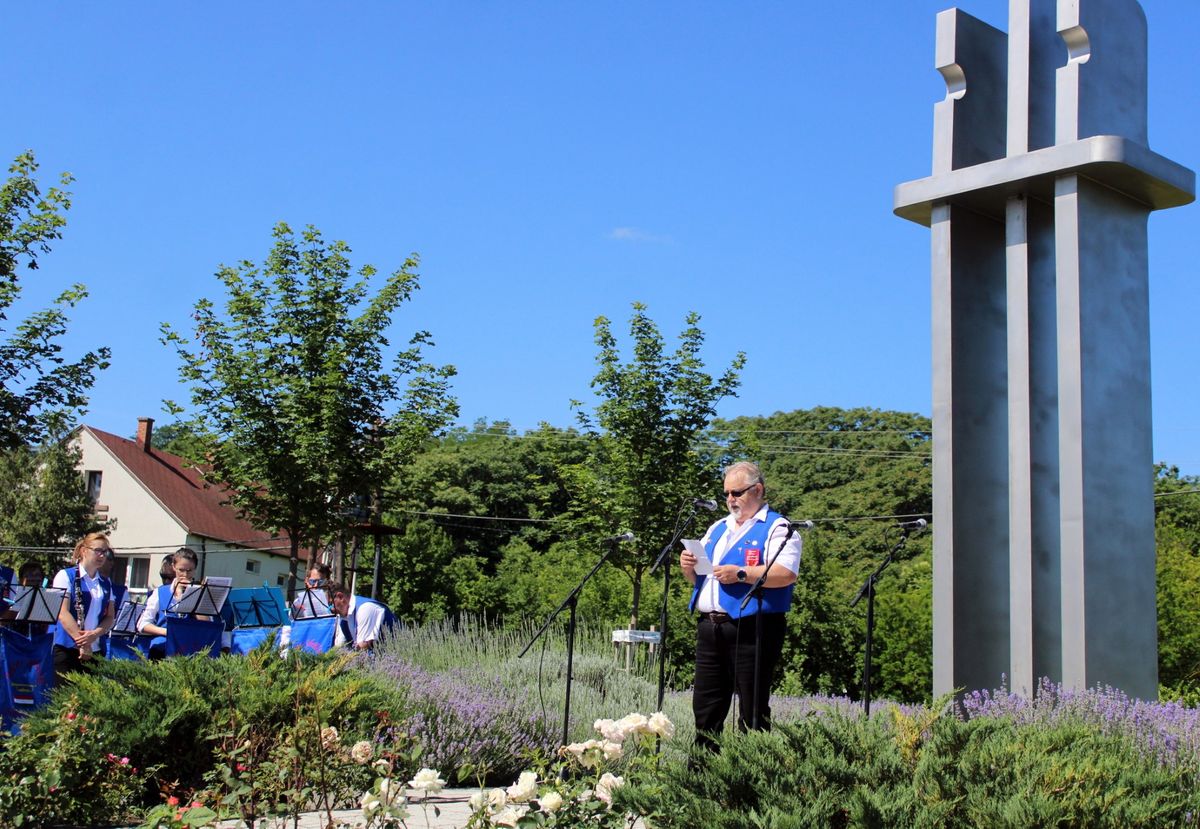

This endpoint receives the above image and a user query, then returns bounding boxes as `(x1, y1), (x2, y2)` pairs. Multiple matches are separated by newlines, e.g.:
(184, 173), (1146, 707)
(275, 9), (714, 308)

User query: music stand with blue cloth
(1, 627), (54, 730)
(165, 579), (232, 658)
(227, 586), (287, 655)
(106, 593), (151, 660)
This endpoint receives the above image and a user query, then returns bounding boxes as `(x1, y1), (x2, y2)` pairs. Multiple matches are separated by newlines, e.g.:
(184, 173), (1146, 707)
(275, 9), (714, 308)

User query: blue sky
(5, 2), (1198, 471)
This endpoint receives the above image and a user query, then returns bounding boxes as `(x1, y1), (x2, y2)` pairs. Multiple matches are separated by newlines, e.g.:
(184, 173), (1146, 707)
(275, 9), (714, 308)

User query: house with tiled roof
(73, 417), (294, 593)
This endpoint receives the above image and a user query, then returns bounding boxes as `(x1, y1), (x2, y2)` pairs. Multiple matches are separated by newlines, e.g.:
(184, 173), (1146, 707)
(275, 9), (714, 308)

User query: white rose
(408, 767), (446, 793)
(538, 791), (564, 813)
(595, 772), (624, 808)
(320, 725), (339, 749)
(600, 739), (624, 761)
(487, 787), (508, 810)
(492, 805), (528, 827)
(505, 770), (538, 803)
(648, 711), (676, 739)
(468, 790), (488, 812)
(350, 740), (373, 764)
(617, 712), (650, 736)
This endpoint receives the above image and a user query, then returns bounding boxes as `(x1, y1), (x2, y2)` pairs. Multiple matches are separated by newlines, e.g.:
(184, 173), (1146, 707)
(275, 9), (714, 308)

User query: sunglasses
(723, 484), (759, 498)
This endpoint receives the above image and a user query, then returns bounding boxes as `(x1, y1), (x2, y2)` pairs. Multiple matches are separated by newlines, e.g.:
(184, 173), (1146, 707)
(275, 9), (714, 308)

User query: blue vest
(52, 567), (114, 649)
(689, 509), (795, 618)
(347, 596), (397, 643)
(154, 583), (190, 626)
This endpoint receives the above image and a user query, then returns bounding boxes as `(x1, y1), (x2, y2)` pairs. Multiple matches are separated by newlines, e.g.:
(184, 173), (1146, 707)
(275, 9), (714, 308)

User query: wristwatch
(736, 568), (747, 583)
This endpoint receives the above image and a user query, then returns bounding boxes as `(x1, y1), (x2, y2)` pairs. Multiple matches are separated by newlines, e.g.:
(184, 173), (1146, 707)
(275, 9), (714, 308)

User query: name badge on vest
(744, 541), (761, 567)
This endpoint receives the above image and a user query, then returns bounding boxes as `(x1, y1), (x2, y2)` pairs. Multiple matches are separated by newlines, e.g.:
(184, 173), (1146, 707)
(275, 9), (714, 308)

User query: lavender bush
(962, 676), (1200, 774)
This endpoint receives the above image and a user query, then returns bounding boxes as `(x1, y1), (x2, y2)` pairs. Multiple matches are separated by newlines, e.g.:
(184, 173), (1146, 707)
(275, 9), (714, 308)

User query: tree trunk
(286, 533), (301, 605)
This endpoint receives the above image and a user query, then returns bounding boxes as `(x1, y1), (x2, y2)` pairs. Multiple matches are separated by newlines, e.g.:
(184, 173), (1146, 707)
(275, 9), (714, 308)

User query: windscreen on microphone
(789, 520), (815, 531)
(603, 531), (636, 544)
(692, 498), (719, 511)
(896, 518), (928, 532)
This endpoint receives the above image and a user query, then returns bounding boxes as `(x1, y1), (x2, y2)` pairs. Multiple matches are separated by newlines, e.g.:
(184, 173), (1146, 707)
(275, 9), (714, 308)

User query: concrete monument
(895, 0), (1193, 700)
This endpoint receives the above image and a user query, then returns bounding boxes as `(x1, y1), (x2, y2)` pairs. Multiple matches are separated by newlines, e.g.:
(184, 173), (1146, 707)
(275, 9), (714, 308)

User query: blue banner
(289, 617), (336, 654)
(1, 629), (54, 731)
(165, 617), (224, 658)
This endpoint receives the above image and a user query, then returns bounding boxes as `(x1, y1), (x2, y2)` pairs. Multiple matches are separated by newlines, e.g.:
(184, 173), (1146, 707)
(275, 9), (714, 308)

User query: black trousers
(52, 644), (100, 685)
(692, 612), (787, 752)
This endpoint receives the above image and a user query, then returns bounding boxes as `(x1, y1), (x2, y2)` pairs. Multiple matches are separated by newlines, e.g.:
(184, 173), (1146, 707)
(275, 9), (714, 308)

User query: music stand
(295, 588), (334, 619)
(111, 594), (148, 636)
(227, 586), (288, 628)
(6, 586), (66, 624)
(168, 577), (232, 617)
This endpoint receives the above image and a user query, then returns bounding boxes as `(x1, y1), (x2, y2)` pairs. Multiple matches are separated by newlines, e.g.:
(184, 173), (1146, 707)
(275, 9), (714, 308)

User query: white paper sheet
(682, 538), (713, 575)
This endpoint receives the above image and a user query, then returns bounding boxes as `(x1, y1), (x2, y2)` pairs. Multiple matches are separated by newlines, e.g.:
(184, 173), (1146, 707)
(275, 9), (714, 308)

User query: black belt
(700, 611), (732, 624)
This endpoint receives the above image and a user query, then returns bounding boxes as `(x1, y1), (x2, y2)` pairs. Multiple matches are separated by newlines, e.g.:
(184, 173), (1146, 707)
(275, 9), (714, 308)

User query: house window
(86, 470), (103, 504)
(110, 556), (128, 587)
(276, 573), (287, 587)
(129, 557), (150, 590)
(245, 559), (261, 574)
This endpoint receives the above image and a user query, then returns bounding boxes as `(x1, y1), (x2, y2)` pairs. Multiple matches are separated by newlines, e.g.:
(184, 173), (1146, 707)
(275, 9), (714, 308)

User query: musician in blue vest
(326, 583), (396, 650)
(51, 533), (117, 682)
(137, 547), (201, 658)
(679, 461), (802, 751)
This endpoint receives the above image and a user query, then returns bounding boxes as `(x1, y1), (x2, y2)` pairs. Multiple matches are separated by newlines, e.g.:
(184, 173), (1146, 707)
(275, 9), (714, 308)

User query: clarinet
(74, 566), (92, 661)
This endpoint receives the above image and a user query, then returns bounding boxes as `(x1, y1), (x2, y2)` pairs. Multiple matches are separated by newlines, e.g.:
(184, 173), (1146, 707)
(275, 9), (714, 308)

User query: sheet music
(8, 586), (67, 623)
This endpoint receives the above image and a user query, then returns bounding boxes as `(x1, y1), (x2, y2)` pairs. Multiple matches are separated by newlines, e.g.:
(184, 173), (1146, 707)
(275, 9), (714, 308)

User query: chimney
(136, 417), (155, 452)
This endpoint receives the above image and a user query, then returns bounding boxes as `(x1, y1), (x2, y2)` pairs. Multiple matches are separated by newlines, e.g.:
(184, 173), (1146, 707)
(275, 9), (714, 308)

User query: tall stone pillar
(895, 0), (1193, 700)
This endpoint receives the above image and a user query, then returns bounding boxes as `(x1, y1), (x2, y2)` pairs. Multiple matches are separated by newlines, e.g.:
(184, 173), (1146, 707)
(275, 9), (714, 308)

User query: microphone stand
(850, 525), (918, 717)
(520, 538), (624, 749)
(649, 501), (705, 717)
(738, 523), (800, 729)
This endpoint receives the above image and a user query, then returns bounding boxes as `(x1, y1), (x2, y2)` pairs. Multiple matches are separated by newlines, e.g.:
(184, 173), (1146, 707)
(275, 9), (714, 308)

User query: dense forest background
(245, 405), (1198, 704)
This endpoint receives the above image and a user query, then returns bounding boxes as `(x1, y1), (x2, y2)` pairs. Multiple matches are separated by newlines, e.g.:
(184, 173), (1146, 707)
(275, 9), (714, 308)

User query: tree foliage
(1154, 464), (1200, 695)
(564, 304), (745, 629)
(1, 151), (110, 450)
(162, 222), (457, 598)
(380, 420), (589, 622)
(0, 440), (110, 569)
(715, 406), (934, 701)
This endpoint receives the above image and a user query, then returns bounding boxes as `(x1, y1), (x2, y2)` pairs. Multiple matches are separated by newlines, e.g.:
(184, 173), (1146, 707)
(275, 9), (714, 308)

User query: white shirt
(332, 596), (389, 648)
(137, 586), (168, 634)
(52, 568), (107, 652)
(694, 505), (802, 613)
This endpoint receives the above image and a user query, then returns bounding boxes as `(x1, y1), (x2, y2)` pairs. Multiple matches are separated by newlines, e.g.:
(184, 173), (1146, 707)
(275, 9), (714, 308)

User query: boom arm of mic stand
(650, 504), (700, 576)
(850, 532), (910, 608)
(518, 540), (622, 659)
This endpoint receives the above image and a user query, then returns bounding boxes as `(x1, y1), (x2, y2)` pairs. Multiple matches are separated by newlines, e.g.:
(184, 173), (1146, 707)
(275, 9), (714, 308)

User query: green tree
(1, 151), (110, 449)
(1154, 464), (1200, 694)
(0, 439), (109, 570)
(381, 420), (588, 622)
(714, 406), (933, 700)
(565, 304), (745, 630)
(162, 223), (457, 600)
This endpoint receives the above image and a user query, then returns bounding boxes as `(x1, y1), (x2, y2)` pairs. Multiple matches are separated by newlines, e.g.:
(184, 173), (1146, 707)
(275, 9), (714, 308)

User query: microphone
(789, 520), (815, 531)
(603, 531), (635, 544)
(896, 518), (928, 532)
(692, 498), (719, 511)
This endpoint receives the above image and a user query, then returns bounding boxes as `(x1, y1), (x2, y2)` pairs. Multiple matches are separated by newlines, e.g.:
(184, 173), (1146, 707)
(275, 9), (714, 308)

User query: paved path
(223, 787), (645, 828)
(221, 788), (476, 828)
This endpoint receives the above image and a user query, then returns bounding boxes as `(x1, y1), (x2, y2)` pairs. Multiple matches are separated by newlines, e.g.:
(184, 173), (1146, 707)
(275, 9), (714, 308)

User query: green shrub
(0, 644), (411, 825)
(617, 706), (1200, 829)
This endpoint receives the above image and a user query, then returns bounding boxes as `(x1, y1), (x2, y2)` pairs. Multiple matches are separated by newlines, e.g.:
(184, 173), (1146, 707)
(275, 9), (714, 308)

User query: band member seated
(292, 562), (333, 619)
(325, 583), (397, 650)
(137, 547), (204, 658)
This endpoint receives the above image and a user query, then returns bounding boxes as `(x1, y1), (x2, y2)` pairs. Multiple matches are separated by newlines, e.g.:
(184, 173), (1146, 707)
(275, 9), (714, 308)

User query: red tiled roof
(83, 426), (287, 554)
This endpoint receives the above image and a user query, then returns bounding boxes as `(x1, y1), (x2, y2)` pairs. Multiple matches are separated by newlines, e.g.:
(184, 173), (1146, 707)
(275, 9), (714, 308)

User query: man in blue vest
(326, 583), (397, 650)
(679, 461), (802, 751)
